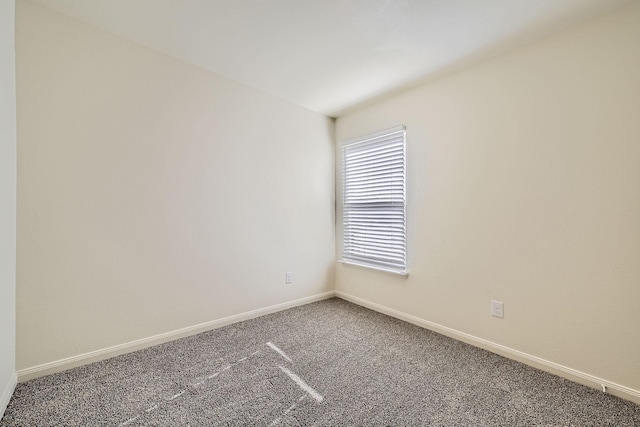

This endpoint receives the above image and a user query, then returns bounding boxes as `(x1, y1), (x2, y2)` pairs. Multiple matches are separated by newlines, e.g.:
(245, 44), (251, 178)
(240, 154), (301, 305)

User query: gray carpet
(2, 298), (639, 426)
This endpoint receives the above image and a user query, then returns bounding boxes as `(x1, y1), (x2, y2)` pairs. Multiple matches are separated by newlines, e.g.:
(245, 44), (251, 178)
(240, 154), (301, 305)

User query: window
(342, 125), (407, 275)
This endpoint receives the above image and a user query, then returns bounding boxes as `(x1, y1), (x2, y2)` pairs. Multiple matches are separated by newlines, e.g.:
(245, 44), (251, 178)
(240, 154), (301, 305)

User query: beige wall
(16, 1), (334, 372)
(336, 2), (640, 396)
(14, 0), (640, 404)
(0, 0), (17, 416)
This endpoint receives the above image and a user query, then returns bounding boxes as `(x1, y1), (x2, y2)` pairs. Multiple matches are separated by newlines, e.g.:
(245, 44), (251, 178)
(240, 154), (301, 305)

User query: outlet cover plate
(491, 300), (504, 318)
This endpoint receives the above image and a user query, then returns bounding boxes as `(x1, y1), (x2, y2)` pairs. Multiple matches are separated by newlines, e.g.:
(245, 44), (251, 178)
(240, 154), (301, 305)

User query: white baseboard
(335, 290), (640, 406)
(0, 372), (17, 420)
(17, 291), (336, 382)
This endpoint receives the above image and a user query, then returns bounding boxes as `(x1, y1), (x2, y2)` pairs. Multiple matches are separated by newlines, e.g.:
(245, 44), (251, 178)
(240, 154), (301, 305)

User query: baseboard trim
(335, 290), (640, 405)
(0, 372), (17, 420)
(17, 291), (336, 382)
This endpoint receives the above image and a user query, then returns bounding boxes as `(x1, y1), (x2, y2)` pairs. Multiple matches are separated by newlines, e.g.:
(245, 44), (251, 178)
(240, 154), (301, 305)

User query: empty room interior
(1, 0), (640, 425)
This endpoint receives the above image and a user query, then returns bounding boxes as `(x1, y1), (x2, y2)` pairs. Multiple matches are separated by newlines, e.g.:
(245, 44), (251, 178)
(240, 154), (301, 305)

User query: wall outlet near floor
(285, 272), (293, 284)
(490, 300), (504, 318)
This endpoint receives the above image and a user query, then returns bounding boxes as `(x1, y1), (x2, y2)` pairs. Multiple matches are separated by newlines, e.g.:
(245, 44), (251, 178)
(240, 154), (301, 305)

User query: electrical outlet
(285, 272), (293, 284)
(490, 300), (504, 318)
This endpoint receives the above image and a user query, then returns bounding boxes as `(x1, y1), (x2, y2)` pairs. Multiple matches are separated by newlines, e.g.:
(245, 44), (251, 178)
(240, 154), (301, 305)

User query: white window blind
(342, 125), (406, 274)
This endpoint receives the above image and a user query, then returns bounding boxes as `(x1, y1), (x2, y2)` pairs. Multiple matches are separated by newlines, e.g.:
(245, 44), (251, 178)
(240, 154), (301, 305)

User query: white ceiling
(31, 0), (632, 117)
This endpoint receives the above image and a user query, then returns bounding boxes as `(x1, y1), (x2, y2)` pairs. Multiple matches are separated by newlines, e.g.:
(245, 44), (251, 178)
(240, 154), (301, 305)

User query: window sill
(337, 260), (409, 279)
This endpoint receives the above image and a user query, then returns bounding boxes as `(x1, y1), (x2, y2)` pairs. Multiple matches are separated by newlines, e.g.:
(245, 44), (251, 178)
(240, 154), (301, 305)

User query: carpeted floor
(2, 298), (639, 426)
